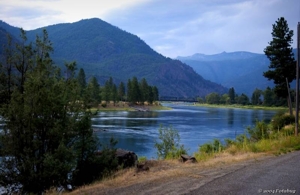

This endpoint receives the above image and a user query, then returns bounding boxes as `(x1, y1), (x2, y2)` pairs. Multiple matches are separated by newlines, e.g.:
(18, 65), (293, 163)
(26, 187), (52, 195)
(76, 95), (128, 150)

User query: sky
(1, 0), (299, 58)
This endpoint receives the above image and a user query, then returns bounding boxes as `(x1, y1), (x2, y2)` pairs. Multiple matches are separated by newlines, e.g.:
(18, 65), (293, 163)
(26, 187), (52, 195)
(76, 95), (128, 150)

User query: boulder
(116, 149), (138, 168)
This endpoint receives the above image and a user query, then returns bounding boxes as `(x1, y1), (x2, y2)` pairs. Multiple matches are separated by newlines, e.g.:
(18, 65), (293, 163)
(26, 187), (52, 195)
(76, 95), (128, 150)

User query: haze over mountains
(0, 18), (227, 98)
(177, 50), (297, 97)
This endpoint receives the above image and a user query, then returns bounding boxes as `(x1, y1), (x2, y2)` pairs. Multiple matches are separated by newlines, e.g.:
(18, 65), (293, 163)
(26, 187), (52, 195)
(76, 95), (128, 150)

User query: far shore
(193, 103), (288, 111)
(88, 101), (172, 113)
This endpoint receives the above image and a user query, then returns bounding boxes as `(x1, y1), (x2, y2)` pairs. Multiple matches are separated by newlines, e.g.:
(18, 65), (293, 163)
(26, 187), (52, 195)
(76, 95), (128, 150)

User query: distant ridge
(177, 50), (297, 96)
(0, 18), (227, 98)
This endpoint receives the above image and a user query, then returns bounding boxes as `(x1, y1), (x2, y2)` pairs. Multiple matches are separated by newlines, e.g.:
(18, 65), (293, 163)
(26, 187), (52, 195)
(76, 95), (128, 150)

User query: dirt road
(72, 151), (300, 195)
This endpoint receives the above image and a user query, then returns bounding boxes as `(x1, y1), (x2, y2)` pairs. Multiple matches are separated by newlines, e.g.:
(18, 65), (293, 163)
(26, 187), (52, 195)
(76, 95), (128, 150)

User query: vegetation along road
(88, 151), (300, 195)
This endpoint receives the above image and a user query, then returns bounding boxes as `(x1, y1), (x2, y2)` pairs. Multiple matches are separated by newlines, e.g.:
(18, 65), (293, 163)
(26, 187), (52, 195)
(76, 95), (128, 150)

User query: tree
(152, 86), (159, 102)
(263, 87), (274, 106)
(220, 94), (230, 104)
(251, 88), (262, 105)
(228, 87), (236, 104)
(86, 76), (101, 106)
(118, 81), (125, 101)
(111, 84), (118, 105)
(0, 30), (104, 193)
(236, 93), (250, 105)
(77, 68), (87, 97)
(139, 78), (149, 103)
(205, 93), (220, 104)
(263, 17), (296, 111)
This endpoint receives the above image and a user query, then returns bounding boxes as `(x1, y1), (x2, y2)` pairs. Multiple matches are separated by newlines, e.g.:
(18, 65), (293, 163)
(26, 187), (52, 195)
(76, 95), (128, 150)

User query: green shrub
(138, 156), (147, 163)
(247, 120), (269, 141)
(199, 139), (223, 154)
(154, 125), (188, 159)
(271, 112), (295, 130)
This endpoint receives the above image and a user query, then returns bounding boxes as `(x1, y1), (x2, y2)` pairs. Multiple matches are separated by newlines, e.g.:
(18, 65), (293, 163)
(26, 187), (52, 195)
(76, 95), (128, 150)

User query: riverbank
(89, 101), (172, 112)
(194, 103), (288, 111)
(60, 133), (300, 194)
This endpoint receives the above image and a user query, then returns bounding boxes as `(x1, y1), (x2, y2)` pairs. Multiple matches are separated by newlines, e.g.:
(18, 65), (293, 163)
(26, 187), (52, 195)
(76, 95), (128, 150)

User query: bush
(271, 112), (295, 130)
(247, 120), (269, 141)
(199, 139), (223, 154)
(154, 125), (188, 159)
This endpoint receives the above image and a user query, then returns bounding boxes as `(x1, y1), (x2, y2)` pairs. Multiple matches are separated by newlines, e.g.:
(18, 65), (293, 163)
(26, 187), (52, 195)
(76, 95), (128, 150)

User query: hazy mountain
(178, 52), (268, 96)
(0, 19), (227, 98)
(177, 51), (261, 62)
(178, 50), (298, 96)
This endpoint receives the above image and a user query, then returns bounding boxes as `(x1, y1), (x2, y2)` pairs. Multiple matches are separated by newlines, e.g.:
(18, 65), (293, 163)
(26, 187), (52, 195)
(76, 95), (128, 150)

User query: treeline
(199, 87), (287, 106)
(0, 29), (132, 193)
(76, 68), (159, 107)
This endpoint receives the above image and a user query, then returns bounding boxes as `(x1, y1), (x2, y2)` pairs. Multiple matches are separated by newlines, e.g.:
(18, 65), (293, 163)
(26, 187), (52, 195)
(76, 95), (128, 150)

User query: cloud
(0, 0), (151, 30)
(106, 0), (300, 57)
(1, 0), (299, 57)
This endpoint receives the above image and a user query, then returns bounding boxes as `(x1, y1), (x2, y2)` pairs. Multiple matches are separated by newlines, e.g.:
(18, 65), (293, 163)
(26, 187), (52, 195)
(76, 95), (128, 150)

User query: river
(92, 103), (277, 159)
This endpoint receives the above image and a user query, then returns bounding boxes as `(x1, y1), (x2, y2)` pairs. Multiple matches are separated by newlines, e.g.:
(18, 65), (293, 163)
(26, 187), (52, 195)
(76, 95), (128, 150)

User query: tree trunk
(286, 78), (293, 116)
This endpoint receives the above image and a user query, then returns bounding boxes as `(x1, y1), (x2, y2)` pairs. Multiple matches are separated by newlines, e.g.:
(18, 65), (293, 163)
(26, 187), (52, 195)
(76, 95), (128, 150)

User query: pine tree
(77, 68), (87, 97)
(263, 17), (295, 110)
(228, 87), (235, 104)
(118, 81), (125, 101)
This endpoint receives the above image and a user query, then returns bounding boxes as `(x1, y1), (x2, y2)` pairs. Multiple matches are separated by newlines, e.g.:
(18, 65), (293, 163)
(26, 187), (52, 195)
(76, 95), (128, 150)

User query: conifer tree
(263, 17), (295, 112)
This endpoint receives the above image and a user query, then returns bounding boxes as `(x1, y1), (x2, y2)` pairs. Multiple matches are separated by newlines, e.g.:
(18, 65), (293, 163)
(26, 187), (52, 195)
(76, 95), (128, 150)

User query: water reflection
(92, 104), (277, 159)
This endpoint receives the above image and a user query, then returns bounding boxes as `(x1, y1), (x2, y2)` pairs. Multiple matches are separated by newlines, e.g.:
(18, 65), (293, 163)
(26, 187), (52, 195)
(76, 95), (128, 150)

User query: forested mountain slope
(0, 19), (227, 98)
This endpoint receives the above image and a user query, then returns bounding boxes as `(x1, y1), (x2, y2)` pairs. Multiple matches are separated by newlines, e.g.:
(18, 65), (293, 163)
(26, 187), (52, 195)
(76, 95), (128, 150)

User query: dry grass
(64, 152), (267, 195)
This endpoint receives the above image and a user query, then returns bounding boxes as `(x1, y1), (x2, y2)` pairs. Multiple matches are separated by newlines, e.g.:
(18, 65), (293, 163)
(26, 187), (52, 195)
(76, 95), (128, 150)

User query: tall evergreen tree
(228, 87), (235, 104)
(139, 78), (149, 103)
(152, 86), (159, 102)
(86, 76), (101, 106)
(263, 17), (295, 110)
(118, 81), (125, 101)
(77, 68), (87, 97)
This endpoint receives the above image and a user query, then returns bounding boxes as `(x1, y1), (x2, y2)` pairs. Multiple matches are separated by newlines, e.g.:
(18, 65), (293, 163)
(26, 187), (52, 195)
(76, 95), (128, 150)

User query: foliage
(154, 125), (187, 159)
(126, 77), (158, 104)
(86, 76), (101, 107)
(251, 88), (262, 105)
(247, 120), (269, 141)
(205, 92), (220, 104)
(271, 112), (295, 131)
(199, 139), (223, 154)
(228, 87), (236, 104)
(72, 138), (118, 186)
(236, 93), (250, 105)
(0, 29), (118, 193)
(263, 17), (296, 98)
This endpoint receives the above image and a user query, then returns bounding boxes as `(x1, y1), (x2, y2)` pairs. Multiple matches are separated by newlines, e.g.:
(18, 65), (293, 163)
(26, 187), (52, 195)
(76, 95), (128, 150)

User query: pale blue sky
(1, 0), (299, 58)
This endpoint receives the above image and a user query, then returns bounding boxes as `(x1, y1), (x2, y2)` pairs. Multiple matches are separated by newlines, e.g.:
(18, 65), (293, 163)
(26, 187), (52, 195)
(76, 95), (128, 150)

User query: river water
(92, 103), (277, 159)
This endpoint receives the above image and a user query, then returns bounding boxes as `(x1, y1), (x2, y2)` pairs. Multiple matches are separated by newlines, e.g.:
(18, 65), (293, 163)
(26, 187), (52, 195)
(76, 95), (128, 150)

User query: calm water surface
(92, 103), (277, 159)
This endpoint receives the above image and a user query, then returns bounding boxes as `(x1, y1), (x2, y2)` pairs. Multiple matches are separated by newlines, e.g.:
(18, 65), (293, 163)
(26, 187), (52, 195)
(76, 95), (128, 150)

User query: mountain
(0, 19), (227, 98)
(178, 51), (293, 96)
(177, 51), (261, 62)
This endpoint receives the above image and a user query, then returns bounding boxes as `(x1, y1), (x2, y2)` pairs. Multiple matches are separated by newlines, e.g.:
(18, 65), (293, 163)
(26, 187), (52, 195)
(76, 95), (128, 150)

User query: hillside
(0, 19), (227, 98)
(177, 52), (275, 96)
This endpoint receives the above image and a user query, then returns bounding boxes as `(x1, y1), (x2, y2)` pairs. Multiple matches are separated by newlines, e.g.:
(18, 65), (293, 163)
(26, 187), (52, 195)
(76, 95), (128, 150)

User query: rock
(136, 163), (150, 172)
(116, 149), (138, 168)
(181, 154), (197, 163)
